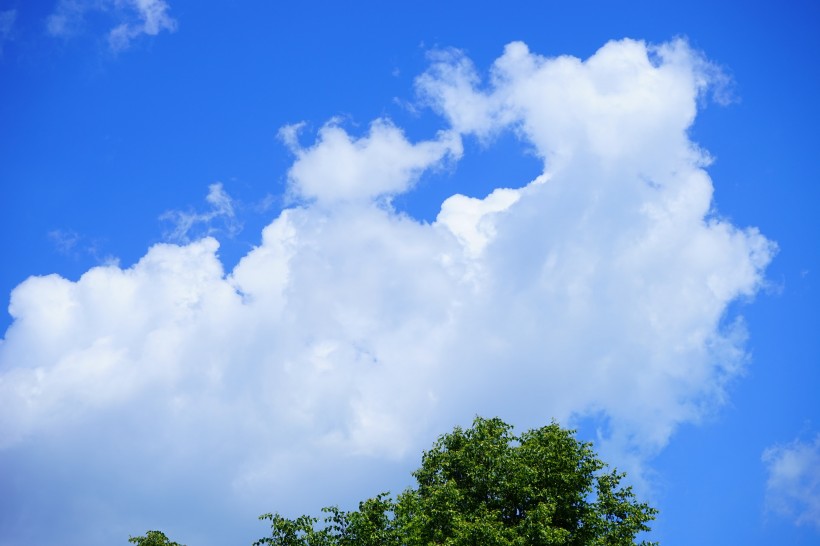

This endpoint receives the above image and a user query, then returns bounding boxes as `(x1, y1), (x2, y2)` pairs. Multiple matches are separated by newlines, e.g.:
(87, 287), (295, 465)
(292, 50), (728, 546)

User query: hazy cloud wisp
(160, 182), (242, 243)
(763, 434), (820, 529)
(47, 0), (176, 50)
(0, 9), (15, 54)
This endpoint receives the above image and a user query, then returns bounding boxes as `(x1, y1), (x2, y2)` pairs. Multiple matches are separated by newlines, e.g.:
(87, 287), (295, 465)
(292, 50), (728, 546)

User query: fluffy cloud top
(0, 39), (774, 543)
(763, 434), (820, 529)
(281, 119), (462, 204)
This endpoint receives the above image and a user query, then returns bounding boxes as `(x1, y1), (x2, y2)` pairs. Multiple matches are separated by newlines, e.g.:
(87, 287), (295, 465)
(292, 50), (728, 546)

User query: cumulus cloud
(417, 38), (774, 457)
(763, 434), (820, 529)
(0, 39), (774, 544)
(47, 0), (176, 50)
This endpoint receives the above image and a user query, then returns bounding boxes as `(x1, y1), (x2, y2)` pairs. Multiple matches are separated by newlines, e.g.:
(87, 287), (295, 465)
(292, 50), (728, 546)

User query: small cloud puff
(282, 119), (462, 205)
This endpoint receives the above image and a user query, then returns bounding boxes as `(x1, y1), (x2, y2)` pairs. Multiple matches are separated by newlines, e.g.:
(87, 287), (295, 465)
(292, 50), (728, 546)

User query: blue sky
(1, 1), (819, 545)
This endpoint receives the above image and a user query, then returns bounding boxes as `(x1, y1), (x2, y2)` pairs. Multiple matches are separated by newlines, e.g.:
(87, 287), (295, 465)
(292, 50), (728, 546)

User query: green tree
(256, 417), (658, 545)
(128, 530), (186, 546)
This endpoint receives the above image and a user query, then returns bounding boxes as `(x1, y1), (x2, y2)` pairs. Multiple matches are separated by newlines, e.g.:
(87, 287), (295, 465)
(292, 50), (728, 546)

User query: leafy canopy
(128, 530), (186, 546)
(255, 417), (658, 545)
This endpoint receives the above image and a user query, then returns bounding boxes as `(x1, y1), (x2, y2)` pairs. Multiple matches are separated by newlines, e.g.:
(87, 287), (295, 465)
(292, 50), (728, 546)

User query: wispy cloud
(47, 228), (119, 265)
(0, 9), (16, 55)
(0, 39), (774, 542)
(160, 182), (242, 243)
(47, 0), (176, 51)
(46, 0), (85, 37)
(763, 434), (820, 530)
(108, 0), (176, 51)
(47, 228), (82, 255)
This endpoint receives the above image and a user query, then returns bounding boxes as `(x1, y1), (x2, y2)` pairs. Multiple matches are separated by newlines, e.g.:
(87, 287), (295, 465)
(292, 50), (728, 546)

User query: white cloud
(46, 0), (176, 50)
(418, 39), (715, 176)
(0, 39), (774, 543)
(763, 434), (820, 529)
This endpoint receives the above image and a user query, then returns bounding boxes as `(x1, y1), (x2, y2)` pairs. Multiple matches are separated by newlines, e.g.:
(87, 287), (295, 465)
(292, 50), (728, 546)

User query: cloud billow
(0, 38), (774, 543)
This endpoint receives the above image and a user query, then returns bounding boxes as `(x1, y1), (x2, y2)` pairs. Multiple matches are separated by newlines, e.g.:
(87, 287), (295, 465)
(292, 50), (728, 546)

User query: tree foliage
(128, 530), (186, 546)
(255, 417), (658, 545)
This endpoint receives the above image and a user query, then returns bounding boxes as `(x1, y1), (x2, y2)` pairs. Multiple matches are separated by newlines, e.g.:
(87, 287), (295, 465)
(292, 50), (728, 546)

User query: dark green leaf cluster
(128, 530), (186, 546)
(255, 417), (658, 545)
